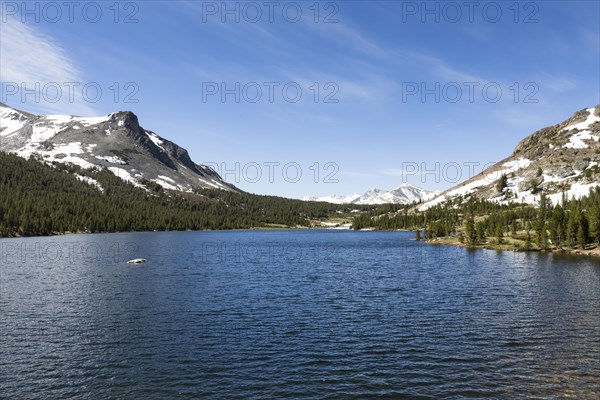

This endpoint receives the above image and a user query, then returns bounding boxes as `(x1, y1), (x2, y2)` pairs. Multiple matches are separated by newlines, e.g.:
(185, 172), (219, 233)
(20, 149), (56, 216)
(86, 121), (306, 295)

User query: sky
(1, 0), (599, 199)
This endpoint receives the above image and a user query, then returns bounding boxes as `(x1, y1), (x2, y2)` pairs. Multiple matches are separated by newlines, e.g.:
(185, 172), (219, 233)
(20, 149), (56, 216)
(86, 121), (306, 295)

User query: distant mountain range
(303, 184), (438, 205)
(0, 103), (237, 192)
(2, 102), (598, 211)
(419, 105), (600, 210)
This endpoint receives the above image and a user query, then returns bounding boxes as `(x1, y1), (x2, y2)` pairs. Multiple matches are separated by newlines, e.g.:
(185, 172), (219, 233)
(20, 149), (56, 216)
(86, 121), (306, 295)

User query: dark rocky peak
(109, 111), (141, 131)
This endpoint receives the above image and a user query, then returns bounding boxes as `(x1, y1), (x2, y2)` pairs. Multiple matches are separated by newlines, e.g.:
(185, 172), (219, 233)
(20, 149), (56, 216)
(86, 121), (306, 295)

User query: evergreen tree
(476, 221), (486, 243)
(530, 179), (540, 194)
(496, 174), (508, 193)
(535, 193), (548, 249)
(536, 167), (543, 177)
(589, 203), (600, 245)
(525, 229), (532, 250)
(577, 213), (590, 247)
(549, 205), (564, 248)
(495, 224), (504, 244)
(465, 214), (476, 245)
(566, 206), (579, 247)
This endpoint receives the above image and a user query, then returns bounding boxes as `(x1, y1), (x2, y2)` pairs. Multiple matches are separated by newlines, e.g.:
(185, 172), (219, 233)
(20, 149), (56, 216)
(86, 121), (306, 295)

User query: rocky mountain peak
(109, 111), (141, 131)
(0, 103), (237, 193)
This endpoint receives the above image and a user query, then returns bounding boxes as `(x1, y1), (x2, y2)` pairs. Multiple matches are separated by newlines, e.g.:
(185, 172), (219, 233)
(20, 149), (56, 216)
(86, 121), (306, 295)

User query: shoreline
(3, 228), (600, 259)
(0, 225), (330, 239)
(425, 236), (600, 258)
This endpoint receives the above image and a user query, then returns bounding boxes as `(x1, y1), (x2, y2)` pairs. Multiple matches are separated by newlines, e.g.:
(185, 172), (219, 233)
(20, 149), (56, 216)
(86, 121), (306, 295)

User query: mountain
(0, 103), (236, 192)
(304, 184), (437, 205)
(302, 193), (362, 204)
(419, 105), (600, 211)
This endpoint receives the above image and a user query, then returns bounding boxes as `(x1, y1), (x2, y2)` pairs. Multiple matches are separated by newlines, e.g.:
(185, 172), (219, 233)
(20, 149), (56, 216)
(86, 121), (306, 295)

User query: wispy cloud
(538, 75), (578, 94)
(380, 168), (420, 177)
(0, 18), (94, 115)
(396, 50), (487, 83)
(313, 21), (387, 59)
(341, 171), (376, 178)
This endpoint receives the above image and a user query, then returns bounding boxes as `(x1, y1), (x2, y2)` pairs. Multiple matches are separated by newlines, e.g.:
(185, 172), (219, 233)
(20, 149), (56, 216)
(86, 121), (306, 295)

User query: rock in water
(127, 258), (148, 264)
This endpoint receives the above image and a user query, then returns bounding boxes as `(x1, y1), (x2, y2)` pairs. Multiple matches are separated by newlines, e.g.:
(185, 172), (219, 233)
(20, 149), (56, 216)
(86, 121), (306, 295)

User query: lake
(1, 230), (599, 399)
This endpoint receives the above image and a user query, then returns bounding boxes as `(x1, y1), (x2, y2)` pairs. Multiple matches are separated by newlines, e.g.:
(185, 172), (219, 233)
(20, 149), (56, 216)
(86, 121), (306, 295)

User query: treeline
(462, 191), (600, 249)
(3, 150), (598, 248)
(353, 189), (600, 249)
(0, 152), (367, 237)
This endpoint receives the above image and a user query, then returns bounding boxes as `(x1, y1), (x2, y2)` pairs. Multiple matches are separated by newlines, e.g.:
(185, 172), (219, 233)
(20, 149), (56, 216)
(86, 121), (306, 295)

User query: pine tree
(465, 214), (476, 245)
(536, 167), (543, 177)
(550, 205), (564, 248)
(577, 213), (590, 248)
(525, 229), (532, 250)
(476, 221), (486, 243)
(495, 224), (504, 244)
(535, 194), (548, 249)
(530, 179), (540, 194)
(566, 207), (579, 248)
(589, 203), (600, 245)
(496, 174), (508, 193)
(511, 219), (518, 236)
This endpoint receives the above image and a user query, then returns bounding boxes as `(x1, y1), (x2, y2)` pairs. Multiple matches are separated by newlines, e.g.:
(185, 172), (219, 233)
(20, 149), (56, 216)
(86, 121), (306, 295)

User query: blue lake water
(1, 230), (599, 399)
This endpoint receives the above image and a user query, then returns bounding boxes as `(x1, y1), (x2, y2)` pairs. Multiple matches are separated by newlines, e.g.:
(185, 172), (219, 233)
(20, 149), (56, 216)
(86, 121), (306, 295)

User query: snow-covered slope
(304, 184), (437, 205)
(0, 103), (237, 192)
(303, 193), (362, 204)
(419, 105), (600, 210)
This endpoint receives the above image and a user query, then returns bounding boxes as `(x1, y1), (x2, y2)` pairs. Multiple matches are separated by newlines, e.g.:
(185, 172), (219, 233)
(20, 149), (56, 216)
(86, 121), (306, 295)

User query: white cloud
(0, 17), (94, 115)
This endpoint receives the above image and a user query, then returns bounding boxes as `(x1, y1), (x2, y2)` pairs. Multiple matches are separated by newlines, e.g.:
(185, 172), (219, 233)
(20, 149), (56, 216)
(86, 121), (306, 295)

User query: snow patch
(419, 158), (532, 211)
(76, 115), (109, 126)
(0, 109), (27, 137)
(562, 108), (600, 149)
(95, 155), (127, 165)
(76, 175), (103, 192)
(547, 183), (600, 205)
(146, 132), (166, 151)
(203, 180), (222, 189)
(502, 158), (532, 171)
(542, 170), (582, 184)
(30, 122), (64, 142)
(154, 178), (179, 191)
(13, 142), (95, 169)
(44, 115), (74, 125)
(108, 167), (144, 188)
(153, 177), (190, 191)
(157, 175), (175, 183)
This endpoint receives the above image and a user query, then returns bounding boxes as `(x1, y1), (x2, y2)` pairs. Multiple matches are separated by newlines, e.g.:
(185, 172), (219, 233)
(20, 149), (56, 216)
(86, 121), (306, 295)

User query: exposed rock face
(0, 103), (237, 192)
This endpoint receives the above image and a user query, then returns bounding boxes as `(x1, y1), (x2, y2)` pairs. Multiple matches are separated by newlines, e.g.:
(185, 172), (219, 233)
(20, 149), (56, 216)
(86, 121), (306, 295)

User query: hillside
(0, 103), (236, 192)
(419, 105), (600, 210)
(0, 151), (368, 237)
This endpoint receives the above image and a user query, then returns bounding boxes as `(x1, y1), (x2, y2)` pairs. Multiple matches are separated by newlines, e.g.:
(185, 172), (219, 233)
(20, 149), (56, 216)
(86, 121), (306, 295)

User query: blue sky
(1, 1), (599, 198)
